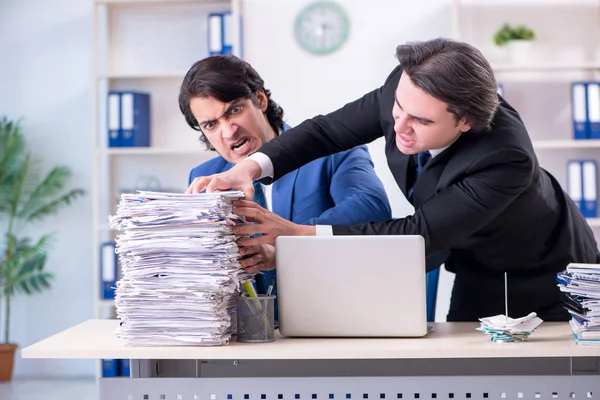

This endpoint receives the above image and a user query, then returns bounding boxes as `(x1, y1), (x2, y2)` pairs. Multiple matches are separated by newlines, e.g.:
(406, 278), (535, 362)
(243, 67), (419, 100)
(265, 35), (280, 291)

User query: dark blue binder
(107, 91), (122, 147)
(207, 11), (242, 56)
(567, 160), (584, 213)
(587, 82), (600, 139)
(571, 82), (589, 140)
(581, 159), (598, 218)
(119, 359), (131, 377)
(102, 359), (118, 377)
(120, 91), (150, 147)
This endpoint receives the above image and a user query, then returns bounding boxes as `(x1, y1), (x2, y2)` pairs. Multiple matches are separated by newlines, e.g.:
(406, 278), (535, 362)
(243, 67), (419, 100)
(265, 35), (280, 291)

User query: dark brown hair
(395, 38), (499, 132)
(179, 55), (284, 150)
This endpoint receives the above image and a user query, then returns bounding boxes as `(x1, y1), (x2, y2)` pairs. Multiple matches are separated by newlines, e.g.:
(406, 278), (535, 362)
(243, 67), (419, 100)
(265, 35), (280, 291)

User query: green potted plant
(493, 23), (536, 63)
(0, 116), (85, 381)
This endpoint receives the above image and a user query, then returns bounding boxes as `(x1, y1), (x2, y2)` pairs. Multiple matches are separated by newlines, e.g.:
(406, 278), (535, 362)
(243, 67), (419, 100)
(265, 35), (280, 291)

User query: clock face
(294, 1), (350, 55)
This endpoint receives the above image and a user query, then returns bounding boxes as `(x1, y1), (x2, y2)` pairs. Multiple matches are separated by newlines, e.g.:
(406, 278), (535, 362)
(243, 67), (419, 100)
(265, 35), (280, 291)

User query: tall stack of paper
(108, 190), (251, 346)
(557, 263), (600, 345)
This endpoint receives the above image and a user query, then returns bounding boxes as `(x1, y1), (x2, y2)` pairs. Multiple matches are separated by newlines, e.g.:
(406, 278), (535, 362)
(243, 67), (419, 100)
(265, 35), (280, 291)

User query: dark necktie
(408, 151), (432, 199)
(252, 181), (267, 209)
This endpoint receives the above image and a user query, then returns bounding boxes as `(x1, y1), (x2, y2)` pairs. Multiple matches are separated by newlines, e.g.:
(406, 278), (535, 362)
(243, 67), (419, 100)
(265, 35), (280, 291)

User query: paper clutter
(477, 312), (543, 343)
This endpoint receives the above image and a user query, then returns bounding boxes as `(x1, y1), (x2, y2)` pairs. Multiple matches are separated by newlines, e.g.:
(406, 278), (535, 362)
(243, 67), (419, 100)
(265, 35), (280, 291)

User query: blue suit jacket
(188, 129), (391, 319)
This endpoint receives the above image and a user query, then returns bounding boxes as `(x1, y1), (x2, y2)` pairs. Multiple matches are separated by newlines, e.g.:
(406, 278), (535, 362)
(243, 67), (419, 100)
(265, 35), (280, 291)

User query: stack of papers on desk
(557, 263), (600, 345)
(477, 312), (543, 342)
(108, 190), (251, 346)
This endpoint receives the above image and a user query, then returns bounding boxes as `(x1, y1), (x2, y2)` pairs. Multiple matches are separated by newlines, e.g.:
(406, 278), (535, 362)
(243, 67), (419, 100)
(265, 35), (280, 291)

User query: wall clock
(294, 1), (350, 55)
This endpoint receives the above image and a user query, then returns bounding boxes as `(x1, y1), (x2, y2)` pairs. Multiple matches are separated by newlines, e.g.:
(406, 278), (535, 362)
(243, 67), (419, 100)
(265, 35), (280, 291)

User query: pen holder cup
(236, 294), (276, 343)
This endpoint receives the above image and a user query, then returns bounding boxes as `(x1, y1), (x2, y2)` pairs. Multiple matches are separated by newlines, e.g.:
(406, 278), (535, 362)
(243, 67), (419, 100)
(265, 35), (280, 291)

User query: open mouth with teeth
(231, 137), (252, 154)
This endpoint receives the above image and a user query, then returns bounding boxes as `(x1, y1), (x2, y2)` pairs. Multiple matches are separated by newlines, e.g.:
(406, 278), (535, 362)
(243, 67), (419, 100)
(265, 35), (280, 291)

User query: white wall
(242, 0), (455, 320)
(243, 0), (453, 219)
(0, 0), (95, 378)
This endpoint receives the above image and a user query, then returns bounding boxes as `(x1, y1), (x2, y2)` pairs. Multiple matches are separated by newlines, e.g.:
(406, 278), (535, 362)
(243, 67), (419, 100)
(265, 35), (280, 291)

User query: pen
(266, 279), (275, 296)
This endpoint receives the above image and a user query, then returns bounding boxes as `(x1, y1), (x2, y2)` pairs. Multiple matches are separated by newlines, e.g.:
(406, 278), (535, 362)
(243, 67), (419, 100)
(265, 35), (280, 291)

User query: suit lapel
(412, 148), (454, 207)
(386, 143), (413, 197)
(272, 169), (299, 221)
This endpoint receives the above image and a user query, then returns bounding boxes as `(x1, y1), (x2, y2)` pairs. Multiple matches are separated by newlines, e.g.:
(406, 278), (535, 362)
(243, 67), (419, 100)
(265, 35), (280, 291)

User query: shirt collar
(429, 146), (448, 158)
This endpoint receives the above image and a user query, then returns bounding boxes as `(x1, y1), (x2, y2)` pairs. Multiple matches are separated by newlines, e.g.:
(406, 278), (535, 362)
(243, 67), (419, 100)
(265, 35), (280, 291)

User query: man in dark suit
(187, 39), (600, 322)
(180, 55), (391, 318)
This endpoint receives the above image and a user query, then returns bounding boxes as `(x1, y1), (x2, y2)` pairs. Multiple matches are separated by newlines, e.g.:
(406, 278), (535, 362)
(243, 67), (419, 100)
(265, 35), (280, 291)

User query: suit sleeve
(332, 149), (534, 256)
(188, 168), (195, 186)
(258, 66), (403, 182)
(303, 146), (392, 225)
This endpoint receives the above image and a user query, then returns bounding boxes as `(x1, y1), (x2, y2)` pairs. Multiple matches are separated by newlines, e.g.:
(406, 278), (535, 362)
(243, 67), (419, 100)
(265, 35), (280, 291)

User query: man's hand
(186, 158), (263, 200)
(232, 200), (316, 246)
(238, 244), (276, 274)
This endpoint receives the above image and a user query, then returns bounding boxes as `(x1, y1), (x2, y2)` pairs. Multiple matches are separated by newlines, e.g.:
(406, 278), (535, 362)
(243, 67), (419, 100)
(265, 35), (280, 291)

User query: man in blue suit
(179, 55), (391, 315)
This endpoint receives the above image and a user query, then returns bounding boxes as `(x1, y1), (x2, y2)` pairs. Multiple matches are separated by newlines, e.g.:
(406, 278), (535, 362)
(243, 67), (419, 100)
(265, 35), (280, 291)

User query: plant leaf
(13, 253), (54, 296)
(18, 166), (77, 219)
(23, 188), (86, 223)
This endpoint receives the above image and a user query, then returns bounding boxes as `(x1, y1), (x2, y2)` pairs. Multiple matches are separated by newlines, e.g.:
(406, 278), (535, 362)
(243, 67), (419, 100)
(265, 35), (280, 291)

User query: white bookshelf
(98, 72), (188, 80)
(453, 0), (600, 232)
(459, 0), (598, 5)
(533, 140), (600, 149)
(91, 0), (240, 379)
(96, 0), (228, 5)
(98, 147), (214, 156)
(587, 218), (600, 227)
(492, 63), (600, 73)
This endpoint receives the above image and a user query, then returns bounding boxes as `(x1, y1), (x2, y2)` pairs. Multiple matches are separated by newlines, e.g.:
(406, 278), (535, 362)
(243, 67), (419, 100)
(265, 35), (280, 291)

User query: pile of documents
(557, 263), (600, 345)
(477, 313), (543, 343)
(108, 190), (251, 346)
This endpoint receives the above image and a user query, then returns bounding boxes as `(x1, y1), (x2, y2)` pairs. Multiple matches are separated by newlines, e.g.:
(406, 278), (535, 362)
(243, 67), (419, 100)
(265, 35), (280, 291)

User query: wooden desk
(22, 320), (600, 400)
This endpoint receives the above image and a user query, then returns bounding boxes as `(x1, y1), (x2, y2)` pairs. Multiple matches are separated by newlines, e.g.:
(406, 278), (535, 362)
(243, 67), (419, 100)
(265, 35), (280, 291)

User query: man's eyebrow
(394, 93), (435, 124)
(198, 101), (242, 126)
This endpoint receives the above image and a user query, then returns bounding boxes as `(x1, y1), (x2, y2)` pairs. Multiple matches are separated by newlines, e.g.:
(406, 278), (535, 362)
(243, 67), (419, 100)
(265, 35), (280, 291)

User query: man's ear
(459, 117), (473, 133)
(256, 90), (268, 112)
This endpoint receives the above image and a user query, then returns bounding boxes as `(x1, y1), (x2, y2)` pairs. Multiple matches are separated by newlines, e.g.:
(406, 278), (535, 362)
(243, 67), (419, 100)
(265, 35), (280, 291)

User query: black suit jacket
(259, 65), (599, 283)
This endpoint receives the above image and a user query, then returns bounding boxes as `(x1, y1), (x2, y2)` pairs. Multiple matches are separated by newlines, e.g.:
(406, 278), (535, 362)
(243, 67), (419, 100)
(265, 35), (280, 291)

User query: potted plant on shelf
(493, 23), (536, 64)
(0, 116), (85, 381)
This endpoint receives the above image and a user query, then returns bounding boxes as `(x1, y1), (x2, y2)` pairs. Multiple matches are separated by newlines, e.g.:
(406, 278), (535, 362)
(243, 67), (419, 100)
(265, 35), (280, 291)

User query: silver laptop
(275, 235), (428, 337)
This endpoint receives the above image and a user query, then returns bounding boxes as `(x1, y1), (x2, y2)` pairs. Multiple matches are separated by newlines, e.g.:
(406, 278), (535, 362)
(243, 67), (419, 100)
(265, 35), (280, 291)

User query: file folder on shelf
(567, 160), (584, 212)
(207, 11), (241, 56)
(497, 82), (504, 97)
(102, 359), (118, 377)
(107, 92), (121, 147)
(119, 359), (131, 377)
(208, 13), (223, 56)
(568, 159), (598, 218)
(571, 82), (589, 140)
(582, 160), (598, 218)
(588, 82), (600, 139)
(100, 241), (117, 300)
(120, 91), (150, 147)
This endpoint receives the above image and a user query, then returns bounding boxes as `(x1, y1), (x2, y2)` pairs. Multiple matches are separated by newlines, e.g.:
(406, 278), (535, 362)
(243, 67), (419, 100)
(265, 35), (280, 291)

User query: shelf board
(98, 71), (187, 80)
(98, 147), (212, 156)
(587, 218), (600, 227)
(532, 140), (600, 149)
(460, 0), (598, 5)
(493, 62), (600, 72)
(95, 0), (228, 5)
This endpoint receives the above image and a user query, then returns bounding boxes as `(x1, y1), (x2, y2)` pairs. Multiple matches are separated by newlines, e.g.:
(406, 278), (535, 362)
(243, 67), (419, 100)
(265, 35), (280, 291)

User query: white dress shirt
(248, 146), (448, 235)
